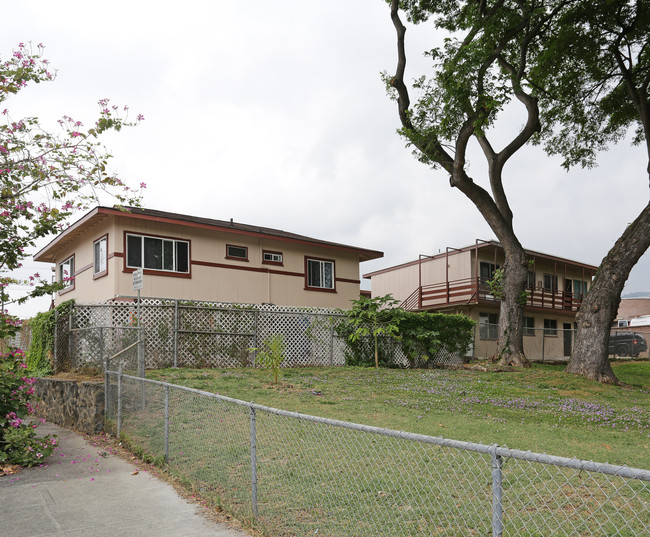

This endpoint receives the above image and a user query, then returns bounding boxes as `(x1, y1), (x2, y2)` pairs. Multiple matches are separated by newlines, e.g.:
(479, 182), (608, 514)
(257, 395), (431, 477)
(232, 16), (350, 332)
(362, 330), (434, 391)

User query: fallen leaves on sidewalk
(0, 463), (22, 476)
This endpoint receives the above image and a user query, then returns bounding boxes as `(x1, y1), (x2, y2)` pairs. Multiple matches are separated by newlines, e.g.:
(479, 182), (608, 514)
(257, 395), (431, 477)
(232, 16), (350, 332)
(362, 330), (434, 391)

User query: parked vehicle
(608, 332), (648, 357)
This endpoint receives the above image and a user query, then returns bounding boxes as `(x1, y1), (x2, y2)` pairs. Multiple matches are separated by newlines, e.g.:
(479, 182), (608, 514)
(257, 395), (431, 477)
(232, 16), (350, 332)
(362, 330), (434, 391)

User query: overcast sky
(3, 0), (649, 318)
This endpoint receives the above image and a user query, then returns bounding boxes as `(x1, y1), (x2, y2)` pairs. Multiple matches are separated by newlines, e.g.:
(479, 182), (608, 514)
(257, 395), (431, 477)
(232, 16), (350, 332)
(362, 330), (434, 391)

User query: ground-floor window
(543, 318), (558, 336)
(306, 257), (335, 290)
(523, 316), (535, 336)
(479, 312), (498, 340)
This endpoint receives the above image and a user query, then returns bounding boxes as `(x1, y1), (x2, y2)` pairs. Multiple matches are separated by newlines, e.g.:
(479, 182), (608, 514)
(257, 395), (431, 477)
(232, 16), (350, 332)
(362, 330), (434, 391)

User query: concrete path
(0, 422), (251, 537)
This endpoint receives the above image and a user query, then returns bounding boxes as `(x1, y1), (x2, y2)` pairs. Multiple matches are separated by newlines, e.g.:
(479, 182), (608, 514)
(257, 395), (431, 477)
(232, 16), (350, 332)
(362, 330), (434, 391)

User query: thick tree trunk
(496, 247), (530, 367)
(388, 0), (537, 368)
(567, 202), (650, 383)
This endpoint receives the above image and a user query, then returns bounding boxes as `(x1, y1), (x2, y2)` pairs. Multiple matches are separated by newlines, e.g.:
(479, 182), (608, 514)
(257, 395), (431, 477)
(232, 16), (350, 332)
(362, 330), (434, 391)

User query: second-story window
(526, 270), (535, 289)
(262, 250), (283, 265)
(59, 256), (75, 289)
(226, 245), (248, 260)
(126, 233), (189, 273)
(94, 235), (108, 277)
(543, 274), (558, 292)
(306, 258), (334, 290)
(480, 262), (499, 283)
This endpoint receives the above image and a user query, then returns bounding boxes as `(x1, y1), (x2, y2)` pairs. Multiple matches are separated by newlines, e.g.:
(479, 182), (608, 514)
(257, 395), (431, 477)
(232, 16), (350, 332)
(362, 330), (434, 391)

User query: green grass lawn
(146, 361), (650, 469)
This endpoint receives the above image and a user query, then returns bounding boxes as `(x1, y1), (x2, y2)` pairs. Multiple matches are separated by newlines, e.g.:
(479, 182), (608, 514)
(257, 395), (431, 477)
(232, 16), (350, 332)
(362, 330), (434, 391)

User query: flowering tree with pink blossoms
(1, 42), (143, 466)
(0, 42), (144, 337)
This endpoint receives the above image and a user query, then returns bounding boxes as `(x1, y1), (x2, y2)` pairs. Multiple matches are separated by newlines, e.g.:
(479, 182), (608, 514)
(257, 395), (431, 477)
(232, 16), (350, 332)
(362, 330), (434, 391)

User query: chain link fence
(55, 298), (468, 371)
(105, 370), (650, 537)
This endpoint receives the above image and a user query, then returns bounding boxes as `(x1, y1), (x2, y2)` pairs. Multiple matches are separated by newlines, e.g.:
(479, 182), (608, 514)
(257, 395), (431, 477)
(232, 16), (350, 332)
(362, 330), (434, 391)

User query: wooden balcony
(401, 277), (584, 313)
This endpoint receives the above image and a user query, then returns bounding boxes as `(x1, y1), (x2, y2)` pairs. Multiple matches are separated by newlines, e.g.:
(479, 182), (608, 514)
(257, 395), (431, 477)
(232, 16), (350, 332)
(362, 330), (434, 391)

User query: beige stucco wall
(370, 251), (474, 303)
(371, 249), (593, 306)
(466, 307), (576, 361)
(53, 214), (363, 309)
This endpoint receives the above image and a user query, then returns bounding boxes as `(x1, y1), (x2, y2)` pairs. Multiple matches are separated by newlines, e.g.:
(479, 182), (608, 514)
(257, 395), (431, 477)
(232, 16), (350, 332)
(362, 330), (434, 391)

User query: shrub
(26, 300), (74, 375)
(250, 334), (286, 383)
(0, 349), (57, 466)
(338, 298), (475, 369)
(397, 312), (475, 367)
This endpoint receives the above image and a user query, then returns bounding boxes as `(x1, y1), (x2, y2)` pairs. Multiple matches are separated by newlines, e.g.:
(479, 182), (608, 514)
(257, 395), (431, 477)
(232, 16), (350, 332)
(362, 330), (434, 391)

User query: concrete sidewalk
(0, 422), (251, 537)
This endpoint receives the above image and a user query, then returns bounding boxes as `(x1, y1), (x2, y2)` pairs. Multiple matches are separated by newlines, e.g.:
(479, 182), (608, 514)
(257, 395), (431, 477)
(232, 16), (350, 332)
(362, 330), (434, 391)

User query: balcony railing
(401, 277), (584, 312)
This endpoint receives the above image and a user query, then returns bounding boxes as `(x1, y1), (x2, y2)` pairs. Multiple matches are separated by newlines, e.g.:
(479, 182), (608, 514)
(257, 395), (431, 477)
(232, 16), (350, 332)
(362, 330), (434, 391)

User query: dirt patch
(50, 370), (103, 383)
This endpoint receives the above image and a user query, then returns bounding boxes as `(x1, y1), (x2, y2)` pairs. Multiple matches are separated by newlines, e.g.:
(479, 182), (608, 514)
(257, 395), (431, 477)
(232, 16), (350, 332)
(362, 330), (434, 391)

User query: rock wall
(35, 378), (105, 433)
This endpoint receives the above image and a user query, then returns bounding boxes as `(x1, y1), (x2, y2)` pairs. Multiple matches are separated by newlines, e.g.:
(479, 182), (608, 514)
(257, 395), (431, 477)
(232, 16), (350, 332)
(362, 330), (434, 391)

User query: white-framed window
(126, 233), (189, 273)
(262, 250), (283, 264)
(59, 256), (74, 288)
(94, 235), (108, 276)
(226, 244), (248, 260)
(544, 318), (558, 336)
(306, 258), (334, 290)
(523, 316), (535, 336)
(479, 312), (498, 340)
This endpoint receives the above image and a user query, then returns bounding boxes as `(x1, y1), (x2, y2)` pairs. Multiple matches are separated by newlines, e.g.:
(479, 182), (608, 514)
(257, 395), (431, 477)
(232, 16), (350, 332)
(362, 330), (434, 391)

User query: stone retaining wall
(35, 378), (105, 433)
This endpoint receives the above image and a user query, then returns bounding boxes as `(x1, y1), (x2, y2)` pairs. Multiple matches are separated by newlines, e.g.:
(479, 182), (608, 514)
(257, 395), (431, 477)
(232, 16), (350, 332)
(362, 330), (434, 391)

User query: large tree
(0, 43), (143, 336)
(529, 0), (650, 383)
(386, 0), (565, 367)
(385, 0), (650, 379)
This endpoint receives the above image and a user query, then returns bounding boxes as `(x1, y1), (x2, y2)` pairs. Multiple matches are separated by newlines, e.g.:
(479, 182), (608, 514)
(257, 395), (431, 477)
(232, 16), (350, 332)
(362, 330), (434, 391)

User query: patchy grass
(146, 361), (650, 469)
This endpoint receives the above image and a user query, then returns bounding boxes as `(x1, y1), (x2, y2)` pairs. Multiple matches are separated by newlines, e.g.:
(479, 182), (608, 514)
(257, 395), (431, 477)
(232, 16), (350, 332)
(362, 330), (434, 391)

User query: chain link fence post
(164, 384), (170, 464)
(116, 362), (123, 439)
(249, 405), (258, 518)
(138, 327), (145, 378)
(104, 336), (109, 425)
(491, 444), (504, 537)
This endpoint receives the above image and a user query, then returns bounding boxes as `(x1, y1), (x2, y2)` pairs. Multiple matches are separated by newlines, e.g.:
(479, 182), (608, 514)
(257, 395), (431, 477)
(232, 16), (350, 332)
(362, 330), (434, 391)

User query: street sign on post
(132, 268), (144, 377)
(132, 268), (144, 291)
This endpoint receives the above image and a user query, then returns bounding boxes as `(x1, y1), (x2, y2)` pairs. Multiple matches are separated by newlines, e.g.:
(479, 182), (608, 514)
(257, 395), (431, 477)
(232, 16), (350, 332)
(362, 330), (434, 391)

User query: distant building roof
(363, 239), (597, 279)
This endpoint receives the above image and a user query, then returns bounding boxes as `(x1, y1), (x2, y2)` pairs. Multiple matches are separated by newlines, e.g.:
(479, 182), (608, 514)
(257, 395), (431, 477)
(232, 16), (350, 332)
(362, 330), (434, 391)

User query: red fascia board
(34, 206), (384, 263)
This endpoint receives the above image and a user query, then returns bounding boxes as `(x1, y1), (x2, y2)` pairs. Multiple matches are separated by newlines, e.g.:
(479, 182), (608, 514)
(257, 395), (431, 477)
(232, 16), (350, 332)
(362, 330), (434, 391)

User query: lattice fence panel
(176, 305), (257, 368)
(140, 303), (175, 368)
(63, 298), (468, 371)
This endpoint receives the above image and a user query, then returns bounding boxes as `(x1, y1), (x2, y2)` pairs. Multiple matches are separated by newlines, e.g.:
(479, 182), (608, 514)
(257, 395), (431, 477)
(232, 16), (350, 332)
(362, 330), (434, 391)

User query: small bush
(250, 335), (286, 383)
(0, 349), (57, 466)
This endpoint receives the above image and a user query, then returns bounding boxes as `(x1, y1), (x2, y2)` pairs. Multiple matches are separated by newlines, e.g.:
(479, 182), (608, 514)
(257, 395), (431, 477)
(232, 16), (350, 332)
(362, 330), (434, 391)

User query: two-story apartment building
(34, 206), (383, 309)
(364, 240), (598, 361)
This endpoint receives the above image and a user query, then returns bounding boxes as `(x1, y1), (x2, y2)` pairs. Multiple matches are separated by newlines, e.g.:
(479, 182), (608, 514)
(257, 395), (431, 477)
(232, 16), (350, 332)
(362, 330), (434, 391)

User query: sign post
(132, 269), (144, 379)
